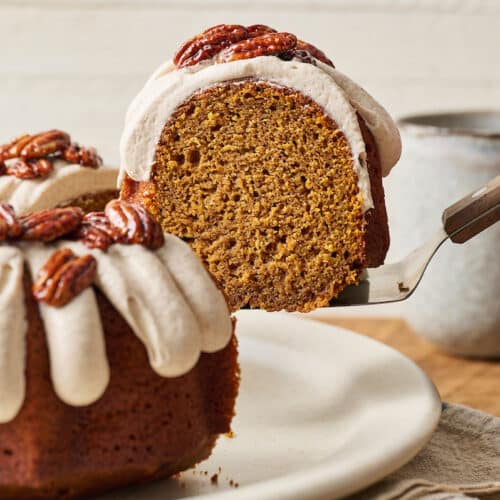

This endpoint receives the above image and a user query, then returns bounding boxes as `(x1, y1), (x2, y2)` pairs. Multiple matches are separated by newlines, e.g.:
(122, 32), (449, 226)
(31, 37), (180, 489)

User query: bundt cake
(120, 24), (402, 312)
(0, 130), (118, 213)
(0, 201), (238, 499)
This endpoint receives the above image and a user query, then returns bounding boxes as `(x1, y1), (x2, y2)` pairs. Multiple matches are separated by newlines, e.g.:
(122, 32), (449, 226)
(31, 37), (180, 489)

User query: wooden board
(315, 317), (500, 417)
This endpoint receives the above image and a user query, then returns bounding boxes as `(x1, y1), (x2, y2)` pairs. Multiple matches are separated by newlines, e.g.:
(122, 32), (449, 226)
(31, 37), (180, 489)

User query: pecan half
(19, 130), (71, 160)
(6, 158), (54, 179)
(105, 200), (164, 249)
(20, 207), (84, 242)
(295, 40), (334, 67)
(174, 24), (249, 68)
(32, 248), (97, 307)
(63, 144), (102, 168)
(74, 211), (119, 250)
(216, 32), (297, 63)
(246, 24), (277, 37)
(0, 134), (33, 161)
(0, 204), (23, 240)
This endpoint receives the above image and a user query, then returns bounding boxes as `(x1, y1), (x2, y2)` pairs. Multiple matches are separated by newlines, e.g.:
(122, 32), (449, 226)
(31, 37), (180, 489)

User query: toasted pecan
(6, 158), (54, 179)
(173, 24), (334, 69)
(216, 32), (297, 63)
(19, 130), (71, 160)
(32, 248), (97, 307)
(105, 200), (164, 249)
(174, 24), (249, 68)
(246, 24), (277, 38)
(63, 144), (102, 168)
(0, 204), (23, 240)
(20, 207), (84, 242)
(74, 211), (119, 250)
(0, 134), (33, 161)
(0, 129), (103, 177)
(295, 40), (334, 67)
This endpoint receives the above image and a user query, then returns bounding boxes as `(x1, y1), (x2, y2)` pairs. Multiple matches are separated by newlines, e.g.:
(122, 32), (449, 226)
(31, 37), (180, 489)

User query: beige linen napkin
(350, 403), (500, 500)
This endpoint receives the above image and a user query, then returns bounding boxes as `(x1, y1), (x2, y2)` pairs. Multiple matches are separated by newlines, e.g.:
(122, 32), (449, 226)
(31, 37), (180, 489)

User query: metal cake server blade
(329, 174), (500, 307)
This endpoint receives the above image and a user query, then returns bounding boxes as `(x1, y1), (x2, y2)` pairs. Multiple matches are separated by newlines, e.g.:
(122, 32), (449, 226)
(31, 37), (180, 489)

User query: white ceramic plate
(105, 311), (441, 500)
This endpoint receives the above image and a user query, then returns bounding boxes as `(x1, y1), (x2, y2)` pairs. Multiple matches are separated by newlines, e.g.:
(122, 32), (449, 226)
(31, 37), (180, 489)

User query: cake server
(329, 175), (500, 306)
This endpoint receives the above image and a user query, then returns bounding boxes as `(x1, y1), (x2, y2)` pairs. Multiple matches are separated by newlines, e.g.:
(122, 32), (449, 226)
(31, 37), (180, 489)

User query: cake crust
(357, 115), (390, 267)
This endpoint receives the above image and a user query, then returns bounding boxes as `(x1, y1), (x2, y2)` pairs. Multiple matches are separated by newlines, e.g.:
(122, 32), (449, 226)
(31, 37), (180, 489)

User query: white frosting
(0, 161), (118, 214)
(316, 62), (401, 177)
(88, 243), (203, 377)
(0, 247), (26, 423)
(120, 56), (401, 211)
(23, 243), (110, 407)
(0, 236), (233, 421)
(157, 234), (233, 353)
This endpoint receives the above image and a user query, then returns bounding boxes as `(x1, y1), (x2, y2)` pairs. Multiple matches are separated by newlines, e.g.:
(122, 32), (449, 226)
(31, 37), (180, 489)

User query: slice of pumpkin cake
(120, 24), (401, 312)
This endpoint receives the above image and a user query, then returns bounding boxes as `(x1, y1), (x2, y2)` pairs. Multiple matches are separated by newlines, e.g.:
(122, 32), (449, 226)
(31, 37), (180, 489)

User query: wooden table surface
(315, 317), (500, 417)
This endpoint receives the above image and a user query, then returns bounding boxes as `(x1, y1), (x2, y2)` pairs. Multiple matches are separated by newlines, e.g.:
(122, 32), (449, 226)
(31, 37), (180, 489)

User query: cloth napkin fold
(350, 403), (500, 500)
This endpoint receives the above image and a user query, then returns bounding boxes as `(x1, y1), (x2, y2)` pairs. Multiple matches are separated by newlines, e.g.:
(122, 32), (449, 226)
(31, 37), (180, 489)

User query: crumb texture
(146, 81), (366, 311)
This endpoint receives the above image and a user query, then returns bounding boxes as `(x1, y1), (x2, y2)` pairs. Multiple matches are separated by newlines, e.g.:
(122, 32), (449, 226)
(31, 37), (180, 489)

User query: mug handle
(442, 175), (500, 244)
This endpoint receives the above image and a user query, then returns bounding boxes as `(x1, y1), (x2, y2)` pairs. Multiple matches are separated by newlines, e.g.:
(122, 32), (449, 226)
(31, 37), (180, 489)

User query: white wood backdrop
(2, 0), (500, 163)
(2, 0), (500, 316)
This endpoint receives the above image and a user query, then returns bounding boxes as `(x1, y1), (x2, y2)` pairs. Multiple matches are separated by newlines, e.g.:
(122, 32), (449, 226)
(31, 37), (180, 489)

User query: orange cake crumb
(141, 81), (366, 311)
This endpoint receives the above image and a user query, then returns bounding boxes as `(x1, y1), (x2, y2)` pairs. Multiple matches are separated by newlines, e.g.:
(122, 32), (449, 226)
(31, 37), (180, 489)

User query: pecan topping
(0, 201), (162, 252)
(74, 211), (119, 251)
(0, 204), (23, 240)
(18, 130), (71, 160)
(246, 24), (277, 37)
(0, 129), (102, 179)
(6, 158), (53, 179)
(0, 134), (34, 161)
(20, 207), (84, 242)
(173, 24), (335, 69)
(295, 40), (334, 67)
(63, 144), (102, 168)
(174, 24), (249, 68)
(105, 200), (164, 249)
(216, 32), (297, 63)
(32, 248), (97, 307)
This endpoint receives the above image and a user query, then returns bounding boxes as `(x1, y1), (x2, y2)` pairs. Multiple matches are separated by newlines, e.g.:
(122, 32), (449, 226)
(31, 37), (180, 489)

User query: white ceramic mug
(384, 111), (500, 357)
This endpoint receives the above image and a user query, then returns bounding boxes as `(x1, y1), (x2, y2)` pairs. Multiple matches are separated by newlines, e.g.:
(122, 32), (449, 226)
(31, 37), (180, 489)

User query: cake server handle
(442, 175), (500, 244)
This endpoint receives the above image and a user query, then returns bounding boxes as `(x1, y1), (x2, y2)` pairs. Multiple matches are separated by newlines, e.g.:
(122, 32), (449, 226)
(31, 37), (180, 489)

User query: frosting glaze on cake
(0, 234), (233, 423)
(0, 161), (117, 214)
(120, 56), (401, 211)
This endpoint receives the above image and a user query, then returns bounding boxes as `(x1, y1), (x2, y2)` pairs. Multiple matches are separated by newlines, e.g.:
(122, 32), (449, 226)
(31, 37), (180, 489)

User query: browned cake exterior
(0, 273), (239, 500)
(358, 116), (390, 267)
(121, 81), (389, 312)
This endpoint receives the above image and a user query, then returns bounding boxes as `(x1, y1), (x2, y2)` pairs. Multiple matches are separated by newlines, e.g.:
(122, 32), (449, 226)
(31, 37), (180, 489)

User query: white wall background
(2, 0), (500, 317)
(2, 0), (500, 164)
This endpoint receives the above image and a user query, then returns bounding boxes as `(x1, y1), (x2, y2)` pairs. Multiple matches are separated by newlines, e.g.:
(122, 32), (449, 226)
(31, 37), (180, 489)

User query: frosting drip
(86, 242), (203, 377)
(120, 56), (401, 212)
(0, 161), (118, 214)
(157, 234), (233, 353)
(0, 236), (233, 422)
(0, 247), (26, 423)
(24, 243), (109, 406)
